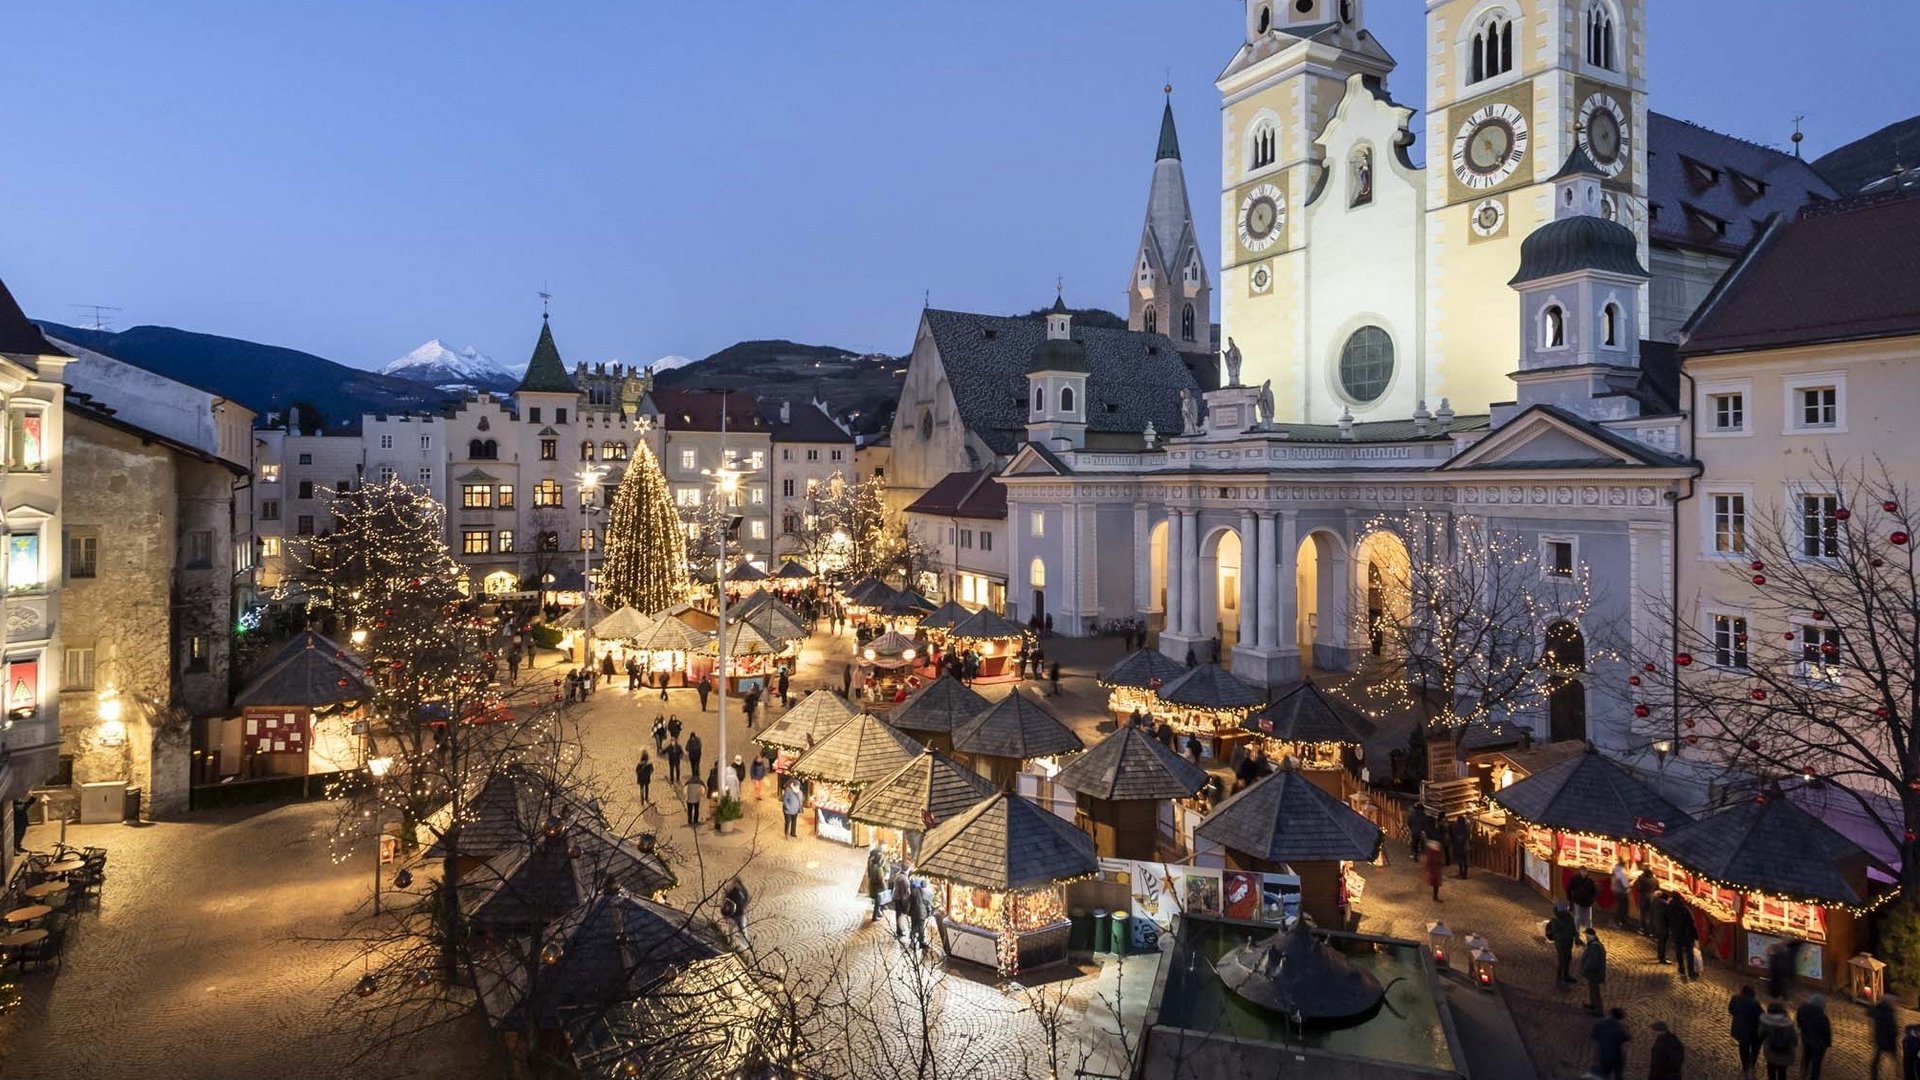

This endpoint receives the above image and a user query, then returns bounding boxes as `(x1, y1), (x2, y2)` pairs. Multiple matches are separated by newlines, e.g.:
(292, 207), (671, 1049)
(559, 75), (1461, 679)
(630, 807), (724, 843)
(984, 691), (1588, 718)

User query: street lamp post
(367, 754), (394, 913)
(577, 468), (606, 669)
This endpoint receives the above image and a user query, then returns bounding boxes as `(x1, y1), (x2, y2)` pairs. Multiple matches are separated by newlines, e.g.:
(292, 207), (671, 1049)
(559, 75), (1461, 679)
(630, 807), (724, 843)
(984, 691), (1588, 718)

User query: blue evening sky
(3, 2), (1914, 372)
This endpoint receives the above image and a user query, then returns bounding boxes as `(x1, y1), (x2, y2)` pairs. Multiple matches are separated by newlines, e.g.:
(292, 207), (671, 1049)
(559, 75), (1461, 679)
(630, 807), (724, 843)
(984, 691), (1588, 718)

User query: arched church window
(1338, 326), (1394, 404)
(1029, 559), (1046, 588)
(1469, 12), (1513, 85)
(1250, 120), (1277, 171)
(1033, 387), (1044, 414)
(1060, 386), (1075, 413)
(1350, 146), (1374, 207)
(1542, 305), (1566, 349)
(1144, 308), (1157, 334)
(1181, 304), (1196, 341)
(580, 440), (596, 462)
(1602, 303), (1621, 347)
(1585, 2), (1618, 71)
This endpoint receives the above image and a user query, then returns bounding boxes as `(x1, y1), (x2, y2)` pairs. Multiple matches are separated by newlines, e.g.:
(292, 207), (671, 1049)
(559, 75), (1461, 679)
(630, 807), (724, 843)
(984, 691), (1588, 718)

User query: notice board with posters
(244, 708), (307, 755)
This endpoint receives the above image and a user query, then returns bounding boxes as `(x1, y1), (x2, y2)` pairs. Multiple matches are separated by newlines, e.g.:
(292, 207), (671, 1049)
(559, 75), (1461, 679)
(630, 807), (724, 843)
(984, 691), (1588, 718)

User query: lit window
(604, 442), (628, 460)
(462, 530), (493, 555)
(748, 451), (764, 470)
(498, 530), (514, 552)
(680, 449), (697, 471)
(260, 536), (282, 558)
(1709, 393), (1745, 433)
(1711, 613), (1748, 670)
(260, 464), (281, 482)
(533, 480), (564, 508)
(498, 485), (516, 508)
(7, 410), (44, 471)
(750, 488), (764, 505)
(750, 521), (767, 540)
(185, 635), (210, 673)
(1030, 512), (1045, 538)
(540, 439), (557, 461)
(580, 528), (596, 551)
(462, 484), (493, 509)
(1711, 493), (1747, 553)
(1800, 494), (1840, 558)
(8, 533), (40, 591)
(581, 441), (597, 461)
(1543, 538), (1574, 577)
(676, 488), (701, 508)
(1797, 624), (1843, 682)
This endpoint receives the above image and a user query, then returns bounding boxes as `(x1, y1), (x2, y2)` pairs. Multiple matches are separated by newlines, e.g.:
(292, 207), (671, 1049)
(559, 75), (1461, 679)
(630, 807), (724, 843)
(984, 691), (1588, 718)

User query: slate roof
(1681, 194), (1920, 356)
(591, 606), (655, 641)
(736, 593), (807, 643)
(1509, 214), (1649, 286)
(461, 823), (676, 932)
(1052, 724), (1208, 802)
(1243, 681), (1378, 747)
(495, 886), (727, 1029)
(919, 600), (976, 633)
(1196, 767), (1383, 865)
(1156, 97), (1181, 161)
(889, 675), (990, 736)
(626, 612), (710, 653)
(948, 607), (1026, 641)
(1099, 648), (1188, 690)
(915, 792), (1099, 892)
(754, 690), (858, 753)
(761, 399), (852, 443)
(1155, 663), (1267, 711)
(1653, 793), (1886, 908)
(515, 316), (578, 394)
(841, 576), (896, 607)
(727, 561), (767, 582)
(233, 631), (373, 708)
(1815, 115), (1920, 196)
(425, 764), (607, 861)
(788, 713), (922, 787)
(848, 750), (997, 834)
(1648, 112), (1837, 259)
(951, 688), (1084, 761)
(649, 387), (769, 433)
(922, 308), (1199, 455)
(904, 468), (1008, 521)
(774, 560), (815, 580)
(0, 274), (61, 358)
(1490, 745), (1690, 841)
(701, 618), (786, 657)
(877, 588), (935, 616)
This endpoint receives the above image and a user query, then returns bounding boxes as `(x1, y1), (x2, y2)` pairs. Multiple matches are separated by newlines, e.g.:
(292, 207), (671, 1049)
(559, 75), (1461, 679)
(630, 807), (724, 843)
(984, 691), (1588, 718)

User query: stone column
(1237, 510), (1258, 649)
(1133, 503), (1151, 617)
(1164, 510), (1184, 636)
(1180, 512), (1201, 637)
(1277, 511), (1299, 652)
(1256, 511), (1280, 649)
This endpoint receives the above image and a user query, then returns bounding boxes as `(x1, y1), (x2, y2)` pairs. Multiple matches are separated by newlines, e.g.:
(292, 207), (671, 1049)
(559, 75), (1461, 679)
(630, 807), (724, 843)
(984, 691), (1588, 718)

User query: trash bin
(1110, 910), (1131, 954)
(1068, 907), (1089, 952)
(1091, 908), (1110, 954)
(123, 786), (142, 824)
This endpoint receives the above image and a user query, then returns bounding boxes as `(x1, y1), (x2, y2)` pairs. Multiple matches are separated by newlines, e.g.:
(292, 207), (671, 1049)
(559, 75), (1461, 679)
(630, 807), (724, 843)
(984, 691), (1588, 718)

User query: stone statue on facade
(1223, 337), (1244, 387)
(1256, 379), (1275, 426)
(1179, 388), (1200, 435)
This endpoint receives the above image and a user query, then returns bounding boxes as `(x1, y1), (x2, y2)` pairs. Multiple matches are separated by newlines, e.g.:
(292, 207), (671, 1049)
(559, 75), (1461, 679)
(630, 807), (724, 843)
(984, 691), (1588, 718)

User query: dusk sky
(4, 1), (1915, 373)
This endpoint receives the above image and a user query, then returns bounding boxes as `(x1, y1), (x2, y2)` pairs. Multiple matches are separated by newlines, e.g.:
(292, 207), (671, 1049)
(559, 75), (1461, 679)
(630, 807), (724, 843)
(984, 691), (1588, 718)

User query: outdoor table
(45, 858), (86, 876)
(21, 881), (66, 902)
(0, 928), (45, 949)
(4, 905), (50, 925)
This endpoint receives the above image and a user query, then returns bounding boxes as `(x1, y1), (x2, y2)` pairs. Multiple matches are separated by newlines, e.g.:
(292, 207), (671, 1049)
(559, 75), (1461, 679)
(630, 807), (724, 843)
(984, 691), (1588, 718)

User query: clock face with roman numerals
(1238, 183), (1287, 253)
(1451, 102), (1530, 191)
(1578, 92), (1628, 177)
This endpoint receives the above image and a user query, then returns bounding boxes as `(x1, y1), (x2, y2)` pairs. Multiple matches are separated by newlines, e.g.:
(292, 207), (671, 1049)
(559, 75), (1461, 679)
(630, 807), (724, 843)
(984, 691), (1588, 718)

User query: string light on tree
(597, 441), (691, 613)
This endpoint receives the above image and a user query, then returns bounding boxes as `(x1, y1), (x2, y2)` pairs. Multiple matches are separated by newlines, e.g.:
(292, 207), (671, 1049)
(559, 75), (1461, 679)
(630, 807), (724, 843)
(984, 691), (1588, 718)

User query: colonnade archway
(1295, 531), (1349, 671)
(1353, 530), (1413, 665)
(1198, 526), (1243, 651)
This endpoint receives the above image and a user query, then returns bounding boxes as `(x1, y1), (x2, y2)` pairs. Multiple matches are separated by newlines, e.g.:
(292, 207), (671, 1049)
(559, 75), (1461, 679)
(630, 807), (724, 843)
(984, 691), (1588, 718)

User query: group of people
(862, 844), (936, 952)
(1407, 805), (1474, 900)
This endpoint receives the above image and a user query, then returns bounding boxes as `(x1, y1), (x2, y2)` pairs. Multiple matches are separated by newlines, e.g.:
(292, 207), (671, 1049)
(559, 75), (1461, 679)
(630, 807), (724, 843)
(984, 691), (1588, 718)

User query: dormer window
(1469, 12), (1514, 85)
(1584, 1), (1617, 72)
(1541, 304), (1566, 349)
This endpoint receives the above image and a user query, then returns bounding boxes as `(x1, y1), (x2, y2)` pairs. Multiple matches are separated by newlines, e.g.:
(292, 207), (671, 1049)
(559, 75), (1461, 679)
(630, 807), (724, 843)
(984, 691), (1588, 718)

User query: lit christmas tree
(598, 441), (690, 613)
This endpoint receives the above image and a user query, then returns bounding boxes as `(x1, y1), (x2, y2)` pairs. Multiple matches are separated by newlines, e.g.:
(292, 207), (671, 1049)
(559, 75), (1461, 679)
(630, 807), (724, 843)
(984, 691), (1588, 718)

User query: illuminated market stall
(875, 587), (935, 632)
(700, 617), (796, 695)
(1153, 663), (1268, 762)
(915, 791), (1099, 976)
(839, 576), (897, 629)
(848, 749), (996, 859)
(950, 688), (1084, 790)
(734, 588), (809, 642)
(944, 607), (1028, 682)
(788, 713), (923, 845)
(224, 631), (374, 787)
(1648, 791), (1893, 989)
(858, 629), (924, 704)
(1490, 745), (1691, 907)
(773, 560), (815, 589)
(888, 674), (988, 754)
(620, 608), (711, 686)
(1239, 681), (1376, 797)
(754, 689), (858, 771)
(1098, 649), (1188, 724)
(919, 599), (975, 640)
(1052, 725), (1208, 860)
(1195, 765), (1383, 931)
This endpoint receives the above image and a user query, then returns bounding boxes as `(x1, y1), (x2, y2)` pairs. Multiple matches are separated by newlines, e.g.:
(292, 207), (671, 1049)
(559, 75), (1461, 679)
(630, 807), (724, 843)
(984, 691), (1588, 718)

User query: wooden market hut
(1098, 649), (1188, 723)
(1649, 792), (1893, 989)
(847, 749), (997, 859)
(888, 674), (989, 753)
(460, 818), (677, 937)
(658, 602), (718, 633)
(945, 606), (1028, 682)
(1489, 745), (1691, 907)
(1052, 724), (1209, 859)
(950, 688), (1085, 789)
(754, 689), (858, 764)
(622, 608), (711, 685)
(1195, 766), (1383, 930)
(788, 713), (923, 845)
(858, 629), (924, 703)
(915, 791), (1099, 974)
(590, 605), (655, 642)
(701, 617), (794, 695)
(1240, 681), (1377, 796)
(1154, 663), (1268, 762)
(840, 576), (897, 626)
(773, 560), (815, 586)
(919, 599), (975, 636)
(424, 764), (653, 882)
(734, 589), (809, 642)
(226, 631), (375, 785)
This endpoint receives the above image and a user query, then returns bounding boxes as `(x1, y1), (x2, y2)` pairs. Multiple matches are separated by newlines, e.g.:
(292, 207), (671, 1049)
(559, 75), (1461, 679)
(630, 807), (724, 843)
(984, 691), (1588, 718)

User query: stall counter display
(811, 783), (857, 845)
(937, 882), (1070, 976)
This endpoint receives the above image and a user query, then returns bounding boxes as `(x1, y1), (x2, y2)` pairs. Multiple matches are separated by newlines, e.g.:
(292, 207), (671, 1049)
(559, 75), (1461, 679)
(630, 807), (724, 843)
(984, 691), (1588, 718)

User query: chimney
(780, 400), (791, 424)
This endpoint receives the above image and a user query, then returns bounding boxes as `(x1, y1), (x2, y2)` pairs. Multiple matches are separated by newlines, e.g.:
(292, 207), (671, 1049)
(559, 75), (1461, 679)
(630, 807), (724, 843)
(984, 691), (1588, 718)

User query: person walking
(507, 650), (521, 682)
(890, 862), (912, 940)
(668, 715), (683, 743)
(687, 733), (704, 786)
(722, 876), (750, 943)
(1448, 814), (1470, 878)
(1899, 1022), (1920, 1080)
(1796, 994), (1831, 1080)
(697, 674), (712, 712)
(1869, 996), (1899, 1080)
(1649, 889), (1672, 963)
(863, 845), (888, 923)
(1610, 858), (1632, 929)
(1767, 939), (1805, 1000)
(1580, 929), (1608, 1016)
(1759, 1003), (1797, 1080)
(749, 754), (767, 799)
(635, 753), (654, 805)
(1048, 661), (1061, 697)
(600, 652), (616, 686)
(842, 663), (853, 697)
(907, 878), (931, 952)
(665, 739), (684, 783)
(1407, 803), (1430, 860)
(1184, 733), (1203, 766)
(1647, 1020), (1684, 1080)
(683, 776), (705, 827)
(657, 669), (670, 702)
(1184, 646), (1197, 669)
(1422, 840), (1445, 902)
(652, 716), (667, 753)
(1670, 900), (1700, 979)
(1729, 985), (1764, 1080)
(730, 754), (746, 791)
(744, 687), (761, 729)
(1568, 871), (1598, 931)
(704, 763), (720, 802)
(1546, 901), (1578, 986)
(1588, 1007), (1630, 1080)
(1634, 867), (1658, 936)
(777, 665), (790, 707)
(781, 779), (804, 837)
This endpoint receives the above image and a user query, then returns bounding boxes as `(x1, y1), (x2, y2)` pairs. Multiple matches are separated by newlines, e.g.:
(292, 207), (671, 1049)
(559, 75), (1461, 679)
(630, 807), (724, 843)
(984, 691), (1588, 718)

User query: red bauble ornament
(1812, 610), (1826, 621)
(1877, 707), (1892, 719)
(1746, 739), (1761, 751)
(1784, 632), (1798, 641)
(1628, 675), (1642, 687)
(1750, 560), (1766, 572)
(337, 678), (350, 687)
(1634, 704), (1651, 718)
(1685, 734), (1698, 745)
(1894, 531), (1911, 546)
(1684, 718), (1697, 728)
(1907, 830), (1918, 844)
(1644, 662), (1657, 673)
(1755, 793), (1769, 805)
(1751, 574), (1767, 586)
(1873, 558), (1886, 568)
(1834, 508), (1851, 521)
(1750, 689), (1768, 701)
(1675, 653), (1694, 667)
(1886, 501), (1900, 513)
(1821, 643), (1838, 655)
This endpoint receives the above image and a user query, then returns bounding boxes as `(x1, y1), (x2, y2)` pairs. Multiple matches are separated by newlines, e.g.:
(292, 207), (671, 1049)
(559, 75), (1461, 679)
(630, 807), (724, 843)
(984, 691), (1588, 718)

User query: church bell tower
(1127, 90), (1212, 355)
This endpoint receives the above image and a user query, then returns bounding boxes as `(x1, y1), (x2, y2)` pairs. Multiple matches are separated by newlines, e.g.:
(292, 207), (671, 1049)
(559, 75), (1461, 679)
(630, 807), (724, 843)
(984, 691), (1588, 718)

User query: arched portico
(1148, 519), (1169, 626)
(1198, 526), (1244, 653)
(1295, 530), (1351, 671)
(1353, 529), (1412, 665)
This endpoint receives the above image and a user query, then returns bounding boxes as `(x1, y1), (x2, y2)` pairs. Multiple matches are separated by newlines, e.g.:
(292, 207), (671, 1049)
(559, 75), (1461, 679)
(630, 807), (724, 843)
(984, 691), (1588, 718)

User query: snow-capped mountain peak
(381, 339), (521, 393)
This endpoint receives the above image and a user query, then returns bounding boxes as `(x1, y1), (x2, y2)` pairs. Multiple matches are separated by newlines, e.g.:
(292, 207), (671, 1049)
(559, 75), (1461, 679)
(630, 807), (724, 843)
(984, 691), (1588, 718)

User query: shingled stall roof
(1652, 792), (1889, 909)
(1195, 767), (1383, 865)
(877, 587), (935, 616)
(841, 576), (897, 608)
(727, 560), (768, 582)
(919, 600), (977, 633)
(735, 589), (808, 642)
(948, 607), (1026, 641)
(626, 610), (710, 653)
(890, 674), (989, 736)
(591, 605), (656, 641)
(755, 689), (858, 753)
(951, 688), (1084, 761)
(916, 791), (1099, 892)
(848, 750), (997, 834)
(1053, 724), (1209, 803)
(700, 618), (786, 657)
(922, 308), (1199, 455)
(1682, 194), (1920, 356)
(788, 713), (923, 788)
(774, 560), (815, 581)
(1490, 745), (1690, 841)
(1099, 648), (1188, 690)
(461, 821), (676, 932)
(233, 631), (373, 708)
(1242, 681), (1378, 747)
(1156, 663), (1268, 711)
(904, 468), (1007, 522)
(425, 764), (607, 861)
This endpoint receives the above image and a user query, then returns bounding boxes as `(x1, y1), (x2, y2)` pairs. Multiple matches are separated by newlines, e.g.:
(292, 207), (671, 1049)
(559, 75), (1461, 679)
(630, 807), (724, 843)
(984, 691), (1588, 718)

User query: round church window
(1338, 326), (1395, 404)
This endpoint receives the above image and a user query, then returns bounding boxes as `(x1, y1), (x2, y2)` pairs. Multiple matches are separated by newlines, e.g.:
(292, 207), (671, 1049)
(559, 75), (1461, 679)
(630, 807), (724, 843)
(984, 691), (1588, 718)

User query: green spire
(515, 314), (577, 394)
(1156, 93), (1181, 162)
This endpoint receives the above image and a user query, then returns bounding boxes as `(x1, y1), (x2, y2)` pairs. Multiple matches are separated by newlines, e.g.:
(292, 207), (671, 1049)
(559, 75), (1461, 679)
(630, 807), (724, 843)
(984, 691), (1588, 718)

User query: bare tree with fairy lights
(597, 441), (690, 613)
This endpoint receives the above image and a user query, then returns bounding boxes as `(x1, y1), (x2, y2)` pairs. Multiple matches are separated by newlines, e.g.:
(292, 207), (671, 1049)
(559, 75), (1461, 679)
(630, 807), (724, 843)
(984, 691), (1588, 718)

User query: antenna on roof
(538, 284), (552, 320)
(68, 303), (122, 331)
(1791, 115), (1806, 159)
(1055, 274), (1064, 299)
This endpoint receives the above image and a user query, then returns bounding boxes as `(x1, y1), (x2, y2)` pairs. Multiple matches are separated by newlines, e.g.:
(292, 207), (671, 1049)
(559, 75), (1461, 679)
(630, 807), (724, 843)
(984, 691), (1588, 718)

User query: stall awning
(951, 688), (1084, 761)
(948, 607), (1026, 641)
(1053, 724), (1208, 802)
(890, 675), (989, 736)
(920, 600), (976, 633)
(849, 750), (997, 834)
(1195, 766), (1383, 865)
(1489, 745), (1690, 842)
(789, 713), (923, 788)
(755, 690), (858, 753)
(591, 605), (657, 641)
(1652, 792), (1892, 909)
(1098, 648), (1187, 691)
(916, 791), (1099, 892)
(1155, 663), (1267, 711)
(1242, 681), (1377, 747)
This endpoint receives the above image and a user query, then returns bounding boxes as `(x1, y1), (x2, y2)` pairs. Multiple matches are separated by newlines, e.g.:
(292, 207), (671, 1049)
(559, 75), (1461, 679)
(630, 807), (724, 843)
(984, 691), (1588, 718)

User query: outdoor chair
(18, 927), (63, 972)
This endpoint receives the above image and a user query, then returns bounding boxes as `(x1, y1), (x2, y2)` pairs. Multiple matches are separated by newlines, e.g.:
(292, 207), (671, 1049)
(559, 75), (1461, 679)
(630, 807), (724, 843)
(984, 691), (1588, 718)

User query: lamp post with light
(577, 468), (606, 670)
(367, 754), (394, 912)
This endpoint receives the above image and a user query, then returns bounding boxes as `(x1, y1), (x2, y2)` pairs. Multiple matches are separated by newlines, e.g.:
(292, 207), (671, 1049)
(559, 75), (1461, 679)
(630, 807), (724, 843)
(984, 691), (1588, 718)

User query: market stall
(1240, 681), (1376, 798)
(919, 600), (976, 639)
(876, 587), (935, 632)
(1490, 745), (1691, 909)
(916, 791), (1099, 976)
(1098, 649), (1189, 724)
(773, 560), (815, 589)
(788, 713), (923, 845)
(734, 589), (809, 643)
(700, 617), (797, 696)
(945, 607), (1028, 683)
(1649, 791), (1893, 989)
(1053, 725), (1209, 860)
(847, 749), (996, 860)
(950, 687), (1084, 790)
(754, 690), (858, 772)
(619, 608), (711, 686)
(840, 577), (897, 630)
(1153, 663), (1268, 762)
(858, 629), (924, 705)
(224, 631), (374, 787)
(888, 674), (989, 754)
(1194, 764), (1383, 931)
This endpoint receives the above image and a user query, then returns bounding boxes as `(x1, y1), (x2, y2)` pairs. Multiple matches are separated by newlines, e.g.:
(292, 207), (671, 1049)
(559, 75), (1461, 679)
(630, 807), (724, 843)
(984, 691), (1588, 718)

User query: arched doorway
(1353, 531), (1412, 663)
(1029, 559), (1047, 626)
(1545, 620), (1587, 743)
(1199, 527), (1244, 652)
(1295, 531), (1351, 671)
(1148, 519), (1169, 626)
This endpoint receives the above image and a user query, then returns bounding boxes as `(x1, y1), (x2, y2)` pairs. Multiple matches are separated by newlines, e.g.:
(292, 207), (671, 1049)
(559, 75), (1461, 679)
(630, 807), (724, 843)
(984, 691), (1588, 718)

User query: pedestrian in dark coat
(722, 877), (750, 939)
(1407, 803), (1429, 859)
(1759, 1004), (1796, 1080)
(744, 687), (761, 728)
(1422, 841), (1445, 902)
(842, 663), (853, 697)
(1047, 661), (1061, 696)
(652, 716), (667, 752)
(890, 864), (912, 939)
(1568, 872), (1599, 931)
(1729, 985), (1764, 1078)
(777, 666), (790, 706)
(1588, 1007), (1630, 1080)
(1581, 930), (1608, 1015)
(1634, 868), (1657, 935)
(863, 846), (888, 922)
(665, 739), (684, 782)
(1647, 1020), (1684, 1080)
(1184, 733), (1203, 766)
(658, 669), (669, 701)
(1766, 939), (1804, 1000)
(1649, 890), (1671, 962)
(686, 732), (704, 782)
(668, 715), (683, 742)
(1154, 720), (1174, 748)
(1669, 901), (1700, 978)
(1546, 902), (1578, 985)
(697, 674), (713, 711)
(1184, 647), (1197, 668)
(907, 879), (931, 950)
(704, 763), (720, 800)
(1796, 994), (1831, 1080)
(1899, 1022), (1920, 1080)
(635, 753), (654, 804)
(1869, 998), (1899, 1080)
(1448, 815), (1470, 878)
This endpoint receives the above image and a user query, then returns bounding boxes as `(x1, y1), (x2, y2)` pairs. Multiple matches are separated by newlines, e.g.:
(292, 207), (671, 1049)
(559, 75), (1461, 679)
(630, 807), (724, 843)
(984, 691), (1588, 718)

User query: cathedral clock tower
(1424, 0), (1647, 414)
